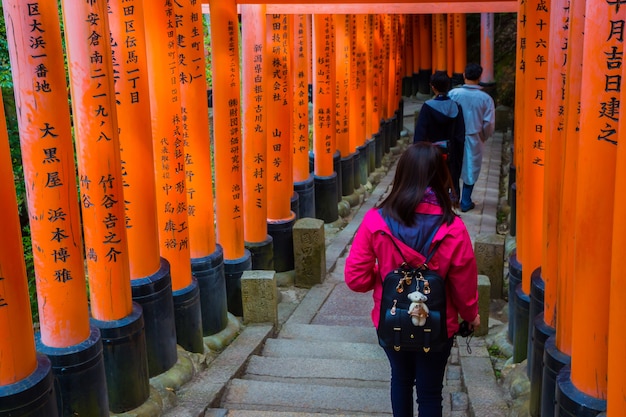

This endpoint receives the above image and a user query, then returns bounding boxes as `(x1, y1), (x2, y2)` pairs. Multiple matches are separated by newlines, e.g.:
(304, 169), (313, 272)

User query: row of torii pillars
(0, 1), (499, 415)
(2, 0), (625, 417)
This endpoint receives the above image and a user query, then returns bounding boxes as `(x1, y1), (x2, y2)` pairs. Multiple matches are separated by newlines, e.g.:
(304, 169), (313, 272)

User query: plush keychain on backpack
(407, 291), (429, 326)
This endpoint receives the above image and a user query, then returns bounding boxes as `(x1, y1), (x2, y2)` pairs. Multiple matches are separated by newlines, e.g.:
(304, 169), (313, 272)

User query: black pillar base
(191, 246), (228, 336)
(383, 119), (391, 154)
(357, 143), (369, 185)
(333, 150), (341, 203)
(291, 191), (299, 220)
(340, 153), (355, 197)
(367, 138), (376, 174)
(452, 72), (464, 87)
(91, 303), (149, 413)
(412, 73), (419, 96)
(36, 327), (109, 417)
(224, 250), (252, 317)
(0, 354), (58, 416)
(510, 182), (517, 237)
(173, 278), (204, 354)
(390, 114), (398, 147)
(542, 335), (571, 417)
(513, 283), (530, 363)
(507, 250), (522, 341)
(352, 150), (360, 190)
(528, 267), (545, 376)
(479, 81), (497, 101)
(131, 258), (177, 377)
(374, 132), (383, 168)
(529, 313), (556, 417)
(245, 235), (274, 271)
(314, 173), (339, 223)
(268, 213), (296, 272)
(294, 175), (315, 219)
(418, 68), (432, 94)
(556, 365), (606, 416)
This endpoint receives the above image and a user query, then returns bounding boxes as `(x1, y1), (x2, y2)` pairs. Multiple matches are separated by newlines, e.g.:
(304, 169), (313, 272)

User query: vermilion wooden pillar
(0, 90), (36, 383)
(527, 0), (569, 413)
(555, 0), (584, 363)
(241, 5), (273, 271)
(266, 14), (297, 272)
(446, 14), (454, 78)
(514, 0), (549, 366)
(541, 2), (584, 416)
(178, 0), (228, 339)
(432, 14), (446, 73)
(556, 1), (622, 413)
(312, 14), (338, 223)
(608, 76), (626, 415)
(4, 2), (102, 414)
(0, 88), (57, 415)
(292, 13), (315, 219)
(4, 0), (90, 353)
(373, 15), (384, 129)
(412, 15), (421, 96)
(63, 0), (134, 412)
(418, 14), (432, 94)
(509, 0), (527, 366)
(404, 19), (414, 96)
(480, 13), (495, 84)
(336, 14), (354, 197)
(62, 0), (132, 323)
(143, 1), (203, 355)
(353, 14), (369, 187)
(452, 14), (466, 85)
(108, 0), (161, 281)
(208, 0), (251, 316)
(381, 15), (391, 121)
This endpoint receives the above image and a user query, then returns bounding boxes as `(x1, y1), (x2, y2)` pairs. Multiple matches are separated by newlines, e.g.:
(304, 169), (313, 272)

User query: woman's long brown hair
(378, 143), (456, 226)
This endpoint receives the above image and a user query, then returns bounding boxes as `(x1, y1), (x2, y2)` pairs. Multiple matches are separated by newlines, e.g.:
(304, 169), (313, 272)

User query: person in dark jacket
(413, 71), (466, 203)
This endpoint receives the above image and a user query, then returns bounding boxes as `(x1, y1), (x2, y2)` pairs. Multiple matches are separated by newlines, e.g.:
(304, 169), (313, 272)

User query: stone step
(244, 355), (389, 388)
(220, 378), (392, 415)
(278, 323), (378, 345)
(205, 409), (390, 417)
(261, 337), (386, 361)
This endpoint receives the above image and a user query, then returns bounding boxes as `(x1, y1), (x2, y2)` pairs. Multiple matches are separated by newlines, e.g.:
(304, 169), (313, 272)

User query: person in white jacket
(448, 63), (496, 213)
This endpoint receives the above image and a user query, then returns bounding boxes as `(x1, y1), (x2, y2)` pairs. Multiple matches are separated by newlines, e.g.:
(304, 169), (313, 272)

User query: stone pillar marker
(474, 233), (505, 299)
(241, 271), (278, 326)
(475, 275), (491, 337)
(293, 218), (326, 288)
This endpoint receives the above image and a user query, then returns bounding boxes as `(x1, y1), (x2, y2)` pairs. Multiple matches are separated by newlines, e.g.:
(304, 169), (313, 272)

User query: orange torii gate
(5, 0), (626, 415)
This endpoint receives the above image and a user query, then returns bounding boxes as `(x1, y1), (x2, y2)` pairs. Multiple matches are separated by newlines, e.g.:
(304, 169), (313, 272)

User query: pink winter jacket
(344, 203), (479, 338)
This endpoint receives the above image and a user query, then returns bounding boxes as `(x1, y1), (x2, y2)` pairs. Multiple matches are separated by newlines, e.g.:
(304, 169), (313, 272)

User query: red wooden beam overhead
(201, 2), (517, 14)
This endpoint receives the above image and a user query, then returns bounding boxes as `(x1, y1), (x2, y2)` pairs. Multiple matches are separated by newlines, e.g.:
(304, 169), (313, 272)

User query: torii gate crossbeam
(201, 2), (517, 14)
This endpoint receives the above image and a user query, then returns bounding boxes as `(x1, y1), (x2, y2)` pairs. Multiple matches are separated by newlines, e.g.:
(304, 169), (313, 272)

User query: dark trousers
(383, 337), (454, 417)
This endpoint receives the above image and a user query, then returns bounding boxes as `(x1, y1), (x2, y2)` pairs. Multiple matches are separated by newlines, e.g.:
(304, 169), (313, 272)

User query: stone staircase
(190, 313), (466, 417)
(214, 323), (392, 416)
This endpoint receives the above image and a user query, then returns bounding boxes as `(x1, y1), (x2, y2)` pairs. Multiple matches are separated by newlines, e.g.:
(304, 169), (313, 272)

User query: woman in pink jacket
(345, 142), (480, 417)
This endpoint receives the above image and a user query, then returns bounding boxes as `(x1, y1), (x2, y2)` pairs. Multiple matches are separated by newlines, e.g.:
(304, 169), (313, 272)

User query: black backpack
(377, 230), (448, 352)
